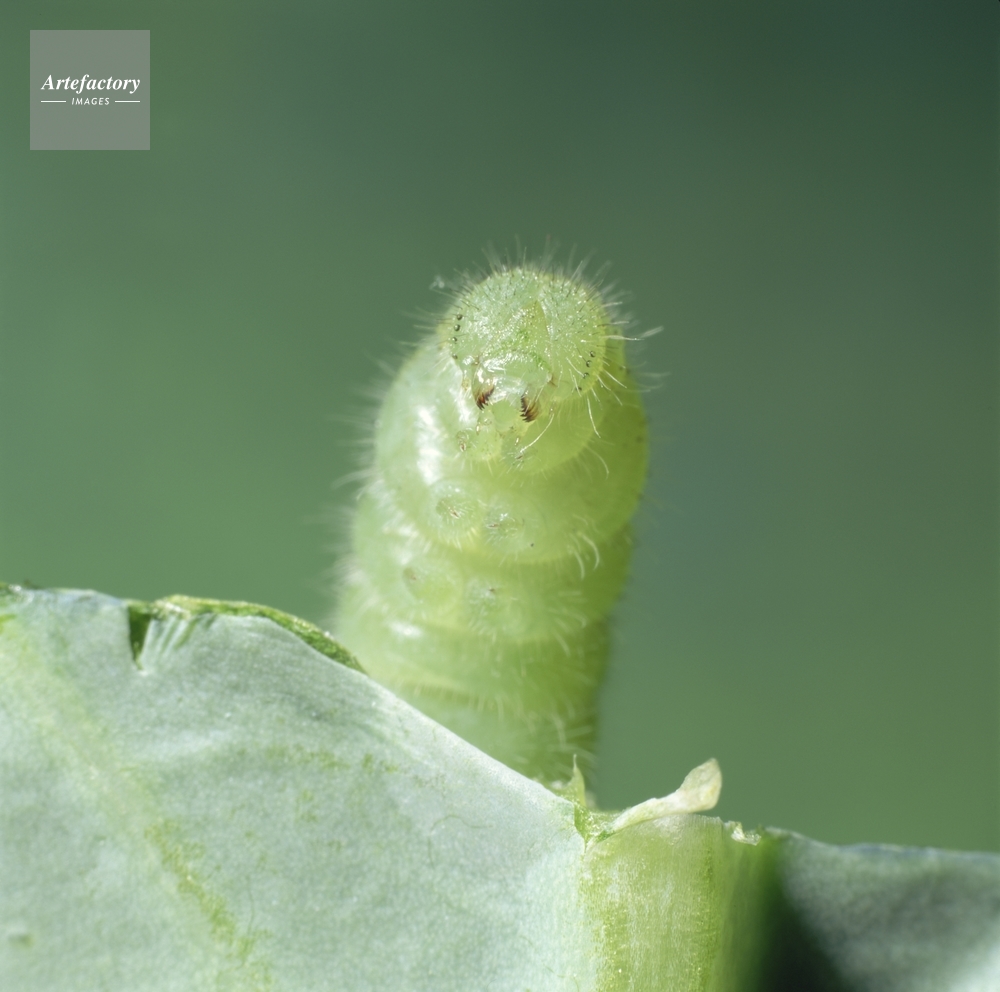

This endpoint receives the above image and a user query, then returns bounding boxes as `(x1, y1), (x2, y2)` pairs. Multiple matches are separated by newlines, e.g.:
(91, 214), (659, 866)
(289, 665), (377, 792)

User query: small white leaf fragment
(608, 758), (722, 834)
(728, 822), (761, 845)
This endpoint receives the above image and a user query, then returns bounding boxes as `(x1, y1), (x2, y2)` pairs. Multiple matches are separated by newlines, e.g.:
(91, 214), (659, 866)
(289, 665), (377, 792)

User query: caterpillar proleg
(334, 261), (648, 782)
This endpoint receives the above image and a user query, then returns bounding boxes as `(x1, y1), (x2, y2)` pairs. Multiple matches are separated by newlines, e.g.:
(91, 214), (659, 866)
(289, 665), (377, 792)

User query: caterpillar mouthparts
(334, 261), (649, 782)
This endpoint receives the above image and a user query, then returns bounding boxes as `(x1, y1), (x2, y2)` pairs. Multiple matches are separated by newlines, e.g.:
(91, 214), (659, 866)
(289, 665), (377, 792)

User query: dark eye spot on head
(474, 384), (495, 409)
(520, 395), (539, 422)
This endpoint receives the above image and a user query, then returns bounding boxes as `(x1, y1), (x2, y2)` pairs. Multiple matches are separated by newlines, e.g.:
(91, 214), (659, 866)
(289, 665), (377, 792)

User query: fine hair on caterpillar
(333, 253), (650, 783)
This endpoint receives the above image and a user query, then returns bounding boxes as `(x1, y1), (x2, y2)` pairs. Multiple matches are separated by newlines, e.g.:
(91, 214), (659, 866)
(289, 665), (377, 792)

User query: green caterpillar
(334, 262), (648, 782)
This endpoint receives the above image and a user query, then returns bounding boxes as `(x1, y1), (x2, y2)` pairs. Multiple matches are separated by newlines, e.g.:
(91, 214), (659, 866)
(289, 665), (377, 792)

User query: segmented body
(335, 265), (648, 781)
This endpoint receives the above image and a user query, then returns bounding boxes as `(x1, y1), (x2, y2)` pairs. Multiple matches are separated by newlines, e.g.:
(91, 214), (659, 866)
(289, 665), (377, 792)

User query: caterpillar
(334, 261), (648, 782)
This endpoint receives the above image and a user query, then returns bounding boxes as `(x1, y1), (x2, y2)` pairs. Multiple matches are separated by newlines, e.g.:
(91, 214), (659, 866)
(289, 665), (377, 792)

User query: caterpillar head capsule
(438, 266), (621, 467)
(440, 267), (614, 446)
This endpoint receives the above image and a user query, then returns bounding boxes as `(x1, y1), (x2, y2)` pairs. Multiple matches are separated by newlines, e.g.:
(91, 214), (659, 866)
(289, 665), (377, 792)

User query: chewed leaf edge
(0, 583), (363, 674)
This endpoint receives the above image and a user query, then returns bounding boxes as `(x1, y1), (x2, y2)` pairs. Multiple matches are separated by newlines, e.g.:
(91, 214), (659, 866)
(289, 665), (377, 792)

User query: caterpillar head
(439, 267), (614, 441)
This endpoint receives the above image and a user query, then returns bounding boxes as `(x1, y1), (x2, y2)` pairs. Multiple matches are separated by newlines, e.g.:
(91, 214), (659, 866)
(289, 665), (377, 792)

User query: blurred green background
(2, 1), (996, 850)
